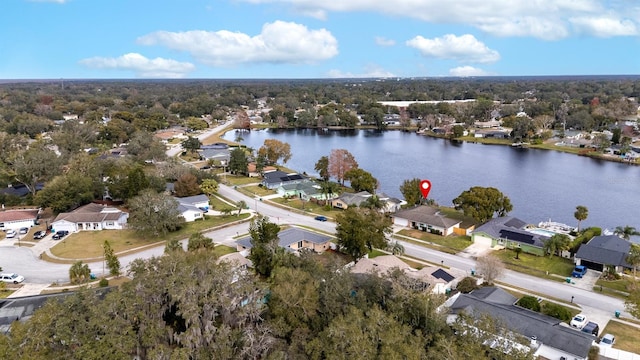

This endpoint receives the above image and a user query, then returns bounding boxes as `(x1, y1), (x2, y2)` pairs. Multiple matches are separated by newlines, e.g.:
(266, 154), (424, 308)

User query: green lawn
(243, 185), (276, 197)
(397, 229), (472, 252)
(223, 175), (261, 186)
(600, 320), (640, 353)
(49, 213), (251, 261)
(367, 249), (387, 258)
(594, 278), (632, 298)
(212, 245), (237, 258)
(493, 248), (575, 280)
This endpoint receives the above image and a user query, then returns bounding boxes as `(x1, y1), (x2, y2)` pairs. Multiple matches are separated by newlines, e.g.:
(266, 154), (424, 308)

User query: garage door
(473, 234), (493, 247)
(580, 260), (604, 272)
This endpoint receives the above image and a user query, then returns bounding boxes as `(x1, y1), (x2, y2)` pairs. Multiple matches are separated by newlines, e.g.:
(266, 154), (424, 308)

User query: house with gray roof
(51, 203), (128, 233)
(575, 235), (632, 272)
(471, 216), (548, 256)
(331, 191), (372, 209)
(392, 205), (461, 236)
(174, 194), (210, 222)
(261, 170), (309, 189)
(199, 148), (230, 164)
(277, 182), (333, 201)
(236, 227), (333, 254)
(447, 287), (594, 360)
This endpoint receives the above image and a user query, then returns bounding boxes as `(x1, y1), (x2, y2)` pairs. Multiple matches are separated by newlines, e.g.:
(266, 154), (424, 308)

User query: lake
(223, 128), (640, 232)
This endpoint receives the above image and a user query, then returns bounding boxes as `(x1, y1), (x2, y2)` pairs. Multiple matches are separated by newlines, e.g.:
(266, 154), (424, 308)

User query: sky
(1, 0), (639, 79)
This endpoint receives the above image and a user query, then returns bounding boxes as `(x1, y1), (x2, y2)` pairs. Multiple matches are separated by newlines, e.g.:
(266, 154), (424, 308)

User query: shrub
(541, 302), (572, 321)
(456, 276), (479, 293)
(517, 295), (541, 312)
(99, 278), (109, 287)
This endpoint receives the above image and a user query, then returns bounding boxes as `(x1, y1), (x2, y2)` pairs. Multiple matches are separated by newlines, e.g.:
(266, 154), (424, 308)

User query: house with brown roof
(392, 205), (461, 236)
(0, 209), (40, 231)
(349, 255), (462, 294)
(51, 203), (128, 233)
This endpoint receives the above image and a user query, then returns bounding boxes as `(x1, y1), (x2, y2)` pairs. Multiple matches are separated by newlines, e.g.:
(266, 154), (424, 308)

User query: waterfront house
(392, 205), (461, 236)
(471, 216), (547, 256)
(0, 208), (40, 231)
(51, 203), (128, 233)
(261, 170), (309, 190)
(446, 287), (594, 360)
(574, 235), (632, 272)
(331, 191), (372, 209)
(236, 227), (333, 254)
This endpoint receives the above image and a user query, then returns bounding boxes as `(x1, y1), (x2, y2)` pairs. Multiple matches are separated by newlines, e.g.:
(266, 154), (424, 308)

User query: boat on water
(537, 220), (576, 234)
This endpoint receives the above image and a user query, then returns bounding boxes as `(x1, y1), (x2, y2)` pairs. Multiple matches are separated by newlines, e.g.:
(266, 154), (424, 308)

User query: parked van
(581, 321), (599, 336)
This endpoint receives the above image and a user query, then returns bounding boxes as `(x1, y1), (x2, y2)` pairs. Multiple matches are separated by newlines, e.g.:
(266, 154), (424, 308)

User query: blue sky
(2, 0), (639, 79)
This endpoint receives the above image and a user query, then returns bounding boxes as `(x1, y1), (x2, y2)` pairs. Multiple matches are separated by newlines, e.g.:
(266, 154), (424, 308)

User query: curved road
(0, 162), (630, 318)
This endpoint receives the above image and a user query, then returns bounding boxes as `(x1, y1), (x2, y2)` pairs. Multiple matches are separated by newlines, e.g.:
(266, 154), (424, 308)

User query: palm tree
(626, 244), (640, 282)
(69, 261), (91, 284)
(573, 205), (588, 231)
(614, 225), (640, 240)
(387, 241), (405, 256)
(542, 234), (571, 257)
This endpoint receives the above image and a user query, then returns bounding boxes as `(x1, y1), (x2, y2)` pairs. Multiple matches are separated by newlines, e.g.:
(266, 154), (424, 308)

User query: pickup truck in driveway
(572, 265), (587, 278)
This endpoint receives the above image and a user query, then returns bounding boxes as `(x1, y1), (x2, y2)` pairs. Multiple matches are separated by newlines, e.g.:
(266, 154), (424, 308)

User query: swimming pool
(526, 228), (557, 237)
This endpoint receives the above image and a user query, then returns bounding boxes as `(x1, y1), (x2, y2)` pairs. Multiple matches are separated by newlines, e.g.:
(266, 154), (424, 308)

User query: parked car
(33, 230), (47, 239)
(581, 321), (599, 336)
(600, 334), (615, 347)
(52, 230), (69, 240)
(314, 215), (328, 222)
(0, 273), (25, 284)
(570, 314), (588, 329)
(18, 227), (29, 234)
(5, 230), (17, 238)
(572, 265), (587, 278)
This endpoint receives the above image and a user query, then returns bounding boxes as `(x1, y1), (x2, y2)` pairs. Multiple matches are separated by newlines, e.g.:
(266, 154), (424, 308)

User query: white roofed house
(51, 203), (128, 233)
(174, 194), (211, 222)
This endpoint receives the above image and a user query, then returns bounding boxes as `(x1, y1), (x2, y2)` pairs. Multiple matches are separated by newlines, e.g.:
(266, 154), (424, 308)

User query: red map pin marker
(419, 180), (432, 198)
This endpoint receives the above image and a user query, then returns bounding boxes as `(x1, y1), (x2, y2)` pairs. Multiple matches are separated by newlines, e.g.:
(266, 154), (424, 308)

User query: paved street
(0, 182), (633, 320)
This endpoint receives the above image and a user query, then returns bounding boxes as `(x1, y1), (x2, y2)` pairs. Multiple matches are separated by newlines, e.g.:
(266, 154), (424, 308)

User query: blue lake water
(224, 128), (640, 232)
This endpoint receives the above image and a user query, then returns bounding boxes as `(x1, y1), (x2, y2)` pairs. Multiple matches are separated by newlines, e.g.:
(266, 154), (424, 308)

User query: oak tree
(127, 189), (185, 237)
(399, 178), (423, 207)
(453, 186), (513, 223)
(258, 139), (291, 165)
(344, 168), (378, 193)
(335, 207), (391, 261)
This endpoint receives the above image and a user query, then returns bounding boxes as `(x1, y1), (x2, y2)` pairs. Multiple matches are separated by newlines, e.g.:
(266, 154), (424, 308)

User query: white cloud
(327, 65), (396, 78)
(449, 66), (489, 77)
(79, 53), (195, 78)
(238, 0), (639, 40)
(406, 34), (500, 63)
(570, 16), (638, 37)
(137, 21), (338, 67)
(375, 36), (396, 46)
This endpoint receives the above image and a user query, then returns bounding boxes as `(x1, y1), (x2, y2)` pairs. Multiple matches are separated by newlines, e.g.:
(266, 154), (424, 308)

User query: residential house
(331, 191), (372, 209)
(199, 147), (230, 164)
(392, 205), (461, 236)
(261, 170), (308, 190)
(376, 192), (406, 213)
(51, 203), (128, 233)
(447, 287), (594, 360)
(0, 208), (39, 231)
(174, 194), (210, 222)
(574, 235), (632, 272)
(277, 182), (334, 201)
(154, 129), (187, 144)
(474, 119), (501, 128)
(350, 255), (462, 294)
(236, 227), (333, 254)
(0, 184), (44, 198)
(471, 216), (547, 256)
(474, 130), (510, 139)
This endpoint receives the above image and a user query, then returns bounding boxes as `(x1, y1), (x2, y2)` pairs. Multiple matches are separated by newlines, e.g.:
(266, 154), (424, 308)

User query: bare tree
(328, 149), (358, 185)
(475, 253), (505, 285)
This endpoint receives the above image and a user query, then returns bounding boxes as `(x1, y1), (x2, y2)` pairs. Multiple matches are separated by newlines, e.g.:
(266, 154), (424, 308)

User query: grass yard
(49, 213), (251, 261)
(493, 249), (575, 280)
(212, 245), (237, 258)
(367, 249), (387, 258)
(224, 175), (262, 186)
(242, 185), (275, 197)
(397, 229), (472, 252)
(594, 278), (632, 298)
(0, 290), (15, 299)
(600, 320), (640, 353)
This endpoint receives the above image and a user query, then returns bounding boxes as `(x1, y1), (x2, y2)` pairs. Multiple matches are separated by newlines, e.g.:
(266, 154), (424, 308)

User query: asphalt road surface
(0, 184), (630, 318)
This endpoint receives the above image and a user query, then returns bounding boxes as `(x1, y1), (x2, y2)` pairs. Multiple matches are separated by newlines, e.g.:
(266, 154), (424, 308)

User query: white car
(0, 273), (25, 284)
(600, 334), (615, 347)
(570, 314), (588, 329)
(5, 230), (17, 238)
